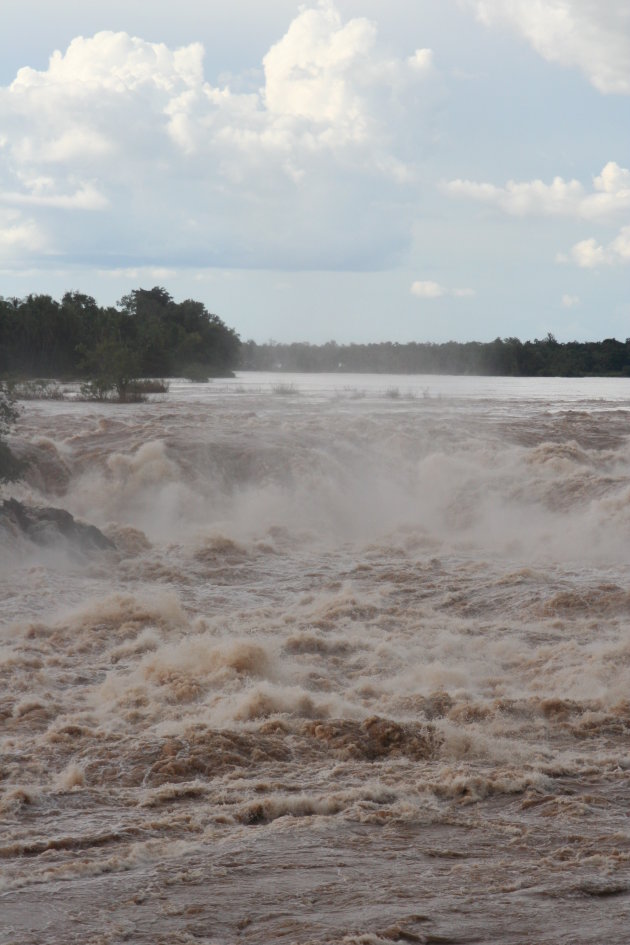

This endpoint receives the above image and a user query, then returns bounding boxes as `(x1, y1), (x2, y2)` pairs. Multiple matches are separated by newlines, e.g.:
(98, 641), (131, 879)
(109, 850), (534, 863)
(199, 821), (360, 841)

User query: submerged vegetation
(241, 334), (630, 377)
(0, 287), (241, 389)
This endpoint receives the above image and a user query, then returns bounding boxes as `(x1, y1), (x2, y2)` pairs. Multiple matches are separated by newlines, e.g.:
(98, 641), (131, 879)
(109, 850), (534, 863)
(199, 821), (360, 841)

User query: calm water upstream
(1, 373), (630, 943)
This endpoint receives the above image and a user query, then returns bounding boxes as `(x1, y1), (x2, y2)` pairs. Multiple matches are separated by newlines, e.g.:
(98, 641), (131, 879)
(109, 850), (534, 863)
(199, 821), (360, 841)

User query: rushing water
(2, 373), (630, 944)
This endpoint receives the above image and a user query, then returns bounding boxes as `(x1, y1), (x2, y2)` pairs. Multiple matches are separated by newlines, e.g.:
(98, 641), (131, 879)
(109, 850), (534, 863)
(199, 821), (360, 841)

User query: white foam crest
(215, 681), (362, 725)
(437, 719), (535, 764)
(68, 440), (206, 539)
(520, 635), (630, 705)
(235, 780), (443, 827)
(15, 397), (630, 563)
(109, 626), (161, 663)
(140, 635), (274, 685)
(93, 630), (281, 723)
(54, 762), (86, 791)
(0, 837), (198, 892)
(421, 763), (552, 802)
(58, 589), (186, 634)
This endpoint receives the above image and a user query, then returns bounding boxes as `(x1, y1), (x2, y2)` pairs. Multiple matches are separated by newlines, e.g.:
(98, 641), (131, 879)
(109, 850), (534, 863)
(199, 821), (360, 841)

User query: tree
(0, 382), (22, 482)
(78, 339), (142, 401)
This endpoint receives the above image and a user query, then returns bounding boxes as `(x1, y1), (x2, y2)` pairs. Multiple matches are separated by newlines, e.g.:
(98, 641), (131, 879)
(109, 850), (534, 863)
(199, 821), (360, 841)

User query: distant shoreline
(3, 290), (630, 380)
(240, 336), (630, 378)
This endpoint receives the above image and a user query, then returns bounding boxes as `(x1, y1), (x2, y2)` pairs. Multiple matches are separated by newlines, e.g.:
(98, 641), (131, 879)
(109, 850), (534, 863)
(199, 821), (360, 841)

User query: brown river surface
(1, 373), (630, 943)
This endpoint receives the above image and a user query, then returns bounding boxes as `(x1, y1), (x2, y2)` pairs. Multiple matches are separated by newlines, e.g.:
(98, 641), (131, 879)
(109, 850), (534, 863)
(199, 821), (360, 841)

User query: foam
(5, 389), (630, 944)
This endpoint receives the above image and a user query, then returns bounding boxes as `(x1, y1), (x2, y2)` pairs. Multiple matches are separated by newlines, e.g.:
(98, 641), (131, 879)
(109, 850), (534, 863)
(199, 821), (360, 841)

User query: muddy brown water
(1, 376), (629, 943)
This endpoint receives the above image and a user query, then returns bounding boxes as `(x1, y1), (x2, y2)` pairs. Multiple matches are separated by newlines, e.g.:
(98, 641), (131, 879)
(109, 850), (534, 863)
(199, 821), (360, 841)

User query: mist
(2, 374), (630, 943)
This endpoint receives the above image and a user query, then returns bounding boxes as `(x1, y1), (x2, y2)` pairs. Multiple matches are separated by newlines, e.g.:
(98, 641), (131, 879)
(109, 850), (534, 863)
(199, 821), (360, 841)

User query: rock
(0, 498), (115, 552)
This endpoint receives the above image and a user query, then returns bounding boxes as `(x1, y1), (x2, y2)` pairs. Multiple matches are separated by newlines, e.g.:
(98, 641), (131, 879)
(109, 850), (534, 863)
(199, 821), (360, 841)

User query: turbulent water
(2, 373), (630, 944)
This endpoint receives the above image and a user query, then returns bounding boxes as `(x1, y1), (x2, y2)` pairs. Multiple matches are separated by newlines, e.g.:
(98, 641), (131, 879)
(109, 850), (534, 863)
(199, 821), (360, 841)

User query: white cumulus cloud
(411, 280), (445, 298)
(411, 280), (475, 298)
(569, 238), (609, 268)
(0, 4), (436, 272)
(445, 162), (630, 222)
(465, 0), (630, 94)
(0, 209), (48, 254)
(567, 227), (630, 267)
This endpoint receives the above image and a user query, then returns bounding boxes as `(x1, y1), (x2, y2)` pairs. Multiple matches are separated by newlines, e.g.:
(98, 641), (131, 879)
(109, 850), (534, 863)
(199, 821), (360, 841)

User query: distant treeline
(241, 335), (630, 377)
(0, 287), (240, 380)
(2, 289), (630, 381)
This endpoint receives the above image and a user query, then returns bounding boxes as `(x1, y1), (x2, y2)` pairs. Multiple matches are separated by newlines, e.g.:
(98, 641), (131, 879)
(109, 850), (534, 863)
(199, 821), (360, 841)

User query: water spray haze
(3, 377), (630, 942)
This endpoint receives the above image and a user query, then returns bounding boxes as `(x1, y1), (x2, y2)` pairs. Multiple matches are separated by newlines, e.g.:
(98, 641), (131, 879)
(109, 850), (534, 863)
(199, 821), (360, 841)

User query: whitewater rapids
(1, 373), (629, 944)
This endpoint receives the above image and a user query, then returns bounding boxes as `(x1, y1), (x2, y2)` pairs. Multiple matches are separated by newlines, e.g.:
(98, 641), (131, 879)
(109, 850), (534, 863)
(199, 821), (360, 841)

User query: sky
(0, 0), (629, 343)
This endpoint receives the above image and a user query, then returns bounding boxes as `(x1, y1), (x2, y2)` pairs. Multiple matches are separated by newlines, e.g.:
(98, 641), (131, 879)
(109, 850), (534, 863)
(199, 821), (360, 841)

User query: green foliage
(127, 379), (169, 395)
(0, 287), (241, 382)
(78, 339), (142, 401)
(240, 336), (630, 377)
(0, 384), (18, 435)
(3, 287), (630, 381)
(181, 363), (210, 382)
(0, 382), (23, 483)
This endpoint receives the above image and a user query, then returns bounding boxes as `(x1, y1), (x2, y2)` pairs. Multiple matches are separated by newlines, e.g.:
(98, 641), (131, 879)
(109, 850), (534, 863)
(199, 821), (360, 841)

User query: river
(1, 373), (629, 943)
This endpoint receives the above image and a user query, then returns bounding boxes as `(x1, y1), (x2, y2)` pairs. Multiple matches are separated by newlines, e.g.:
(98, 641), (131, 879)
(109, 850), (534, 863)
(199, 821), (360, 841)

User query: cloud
(1, 180), (108, 209)
(611, 226), (630, 261)
(465, 0), (630, 94)
(561, 293), (580, 308)
(0, 4), (436, 272)
(97, 266), (178, 280)
(447, 162), (630, 273)
(569, 238), (609, 268)
(411, 280), (475, 298)
(445, 162), (630, 222)
(567, 226), (630, 268)
(0, 209), (48, 254)
(411, 280), (445, 298)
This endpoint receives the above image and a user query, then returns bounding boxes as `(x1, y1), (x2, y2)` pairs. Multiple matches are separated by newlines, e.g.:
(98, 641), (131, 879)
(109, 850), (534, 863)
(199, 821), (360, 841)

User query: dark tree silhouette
(0, 287), (241, 382)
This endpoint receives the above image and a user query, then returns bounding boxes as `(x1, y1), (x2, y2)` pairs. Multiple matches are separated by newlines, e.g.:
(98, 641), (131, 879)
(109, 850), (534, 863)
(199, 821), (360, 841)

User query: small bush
(127, 379), (169, 395)
(13, 380), (66, 401)
(79, 379), (115, 402)
(272, 382), (298, 395)
(78, 381), (146, 403)
(182, 364), (210, 382)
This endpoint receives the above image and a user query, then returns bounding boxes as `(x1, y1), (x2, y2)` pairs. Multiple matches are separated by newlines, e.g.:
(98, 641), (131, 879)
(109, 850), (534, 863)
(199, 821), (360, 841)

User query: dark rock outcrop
(0, 498), (114, 552)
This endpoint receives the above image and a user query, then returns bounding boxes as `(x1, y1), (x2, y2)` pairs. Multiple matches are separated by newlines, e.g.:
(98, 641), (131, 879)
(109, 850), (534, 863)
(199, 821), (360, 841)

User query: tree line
(0, 287), (241, 386)
(241, 335), (630, 377)
(2, 288), (630, 380)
